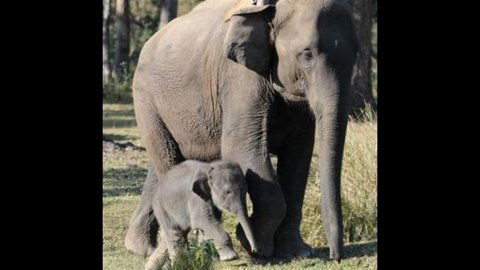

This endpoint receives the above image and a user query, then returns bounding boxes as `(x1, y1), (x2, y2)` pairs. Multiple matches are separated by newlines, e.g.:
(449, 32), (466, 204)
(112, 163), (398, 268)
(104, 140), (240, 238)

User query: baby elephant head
(192, 161), (258, 253)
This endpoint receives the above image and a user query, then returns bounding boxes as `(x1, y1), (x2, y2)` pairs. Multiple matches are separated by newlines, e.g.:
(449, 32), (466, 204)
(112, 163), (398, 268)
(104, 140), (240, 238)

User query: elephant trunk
(316, 103), (348, 261)
(307, 64), (351, 261)
(234, 204), (258, 253)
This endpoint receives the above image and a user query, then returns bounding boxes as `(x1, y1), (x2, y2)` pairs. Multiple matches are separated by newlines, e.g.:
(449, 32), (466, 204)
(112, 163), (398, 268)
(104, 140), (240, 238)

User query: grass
(161, 229), (220, 270)
(103, 103), (377, 269)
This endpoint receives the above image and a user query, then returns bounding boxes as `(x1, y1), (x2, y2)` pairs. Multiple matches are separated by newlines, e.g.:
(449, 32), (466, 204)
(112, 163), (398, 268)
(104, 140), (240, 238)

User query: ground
(103, 103), (377, 270)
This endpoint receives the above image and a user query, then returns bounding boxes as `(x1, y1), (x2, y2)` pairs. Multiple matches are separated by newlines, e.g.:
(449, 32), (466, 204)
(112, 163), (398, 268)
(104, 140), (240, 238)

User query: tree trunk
(114, 0), (130, 81)
(158, 0), (178, 29)
(103, 0), (112, 83)
(349, 0), (377, 119)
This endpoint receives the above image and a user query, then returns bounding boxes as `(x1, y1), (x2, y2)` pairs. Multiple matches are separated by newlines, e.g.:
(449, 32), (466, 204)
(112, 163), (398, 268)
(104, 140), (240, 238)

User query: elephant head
(223, 0), (358, 260)
(192, 161), (258, 254)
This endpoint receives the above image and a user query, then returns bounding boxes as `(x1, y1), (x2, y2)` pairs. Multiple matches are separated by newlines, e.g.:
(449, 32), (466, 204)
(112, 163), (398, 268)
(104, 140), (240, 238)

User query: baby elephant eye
(301, 49), (313, 59)
(225, 190), (232, 195)
(297, 49), (315, 68)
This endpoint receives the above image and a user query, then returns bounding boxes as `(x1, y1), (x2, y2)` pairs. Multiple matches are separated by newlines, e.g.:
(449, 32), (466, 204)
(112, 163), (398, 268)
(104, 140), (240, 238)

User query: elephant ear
(192, 170), (212, 201)
(223, 3), (275, 75)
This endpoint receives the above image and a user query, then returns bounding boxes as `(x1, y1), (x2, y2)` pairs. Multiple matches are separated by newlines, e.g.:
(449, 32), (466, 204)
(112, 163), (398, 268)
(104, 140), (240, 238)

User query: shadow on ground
(246, 240), (376, 266)
(103, 133), (137, 141)
(103, 108), (135, 117)
(312, 241), (377, 260)
(103, 166), (147, 197)
(103, 118), (137, 128)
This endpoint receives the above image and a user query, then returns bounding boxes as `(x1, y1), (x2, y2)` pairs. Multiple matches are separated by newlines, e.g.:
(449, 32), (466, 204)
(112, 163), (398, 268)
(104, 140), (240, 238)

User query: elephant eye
(297, 49), (315, 68)
(302, 49), (313, 59)
(225, 190), (232, 195)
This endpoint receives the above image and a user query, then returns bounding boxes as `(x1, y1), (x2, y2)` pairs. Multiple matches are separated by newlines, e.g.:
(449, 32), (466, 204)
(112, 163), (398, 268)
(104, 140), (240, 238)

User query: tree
(158, 0), (178, 29)
(349, 0), (377, 118)
(103, 0), (112, 83)
(114, 0), (131, 81)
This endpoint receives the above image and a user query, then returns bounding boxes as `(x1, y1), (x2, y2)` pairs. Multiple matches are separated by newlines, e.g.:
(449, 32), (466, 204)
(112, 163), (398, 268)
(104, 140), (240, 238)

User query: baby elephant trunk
(234, 206), (258, 253)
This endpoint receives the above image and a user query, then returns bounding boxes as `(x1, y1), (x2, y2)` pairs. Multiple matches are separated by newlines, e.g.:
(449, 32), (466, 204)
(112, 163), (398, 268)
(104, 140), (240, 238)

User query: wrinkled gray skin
(126, 0), (358, 261)
(144, 160), (256, 270)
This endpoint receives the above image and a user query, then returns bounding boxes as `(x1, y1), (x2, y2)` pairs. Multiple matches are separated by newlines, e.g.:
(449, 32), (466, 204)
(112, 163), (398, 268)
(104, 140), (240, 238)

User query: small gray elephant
(145, 160), (257, 270)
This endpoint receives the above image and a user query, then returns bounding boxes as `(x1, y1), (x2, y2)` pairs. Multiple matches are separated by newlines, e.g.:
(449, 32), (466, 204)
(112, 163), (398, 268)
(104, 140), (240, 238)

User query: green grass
(103, 103), (377, 269)
(161, 229), (220, 270)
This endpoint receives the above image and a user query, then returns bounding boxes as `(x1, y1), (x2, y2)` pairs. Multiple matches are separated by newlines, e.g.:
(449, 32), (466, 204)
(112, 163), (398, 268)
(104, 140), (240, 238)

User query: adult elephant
(126, 0), (358, 261)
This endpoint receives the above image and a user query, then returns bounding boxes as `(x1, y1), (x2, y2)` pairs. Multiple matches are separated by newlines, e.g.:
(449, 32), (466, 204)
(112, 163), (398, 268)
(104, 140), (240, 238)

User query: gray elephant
(126, 0), (358, 261)
(144, 160), (257, 270)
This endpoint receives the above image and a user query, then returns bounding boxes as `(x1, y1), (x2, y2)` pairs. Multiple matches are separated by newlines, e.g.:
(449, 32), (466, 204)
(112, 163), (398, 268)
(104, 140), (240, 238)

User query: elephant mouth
(291, 88), (306, 97)
(272, 82), (307, 100)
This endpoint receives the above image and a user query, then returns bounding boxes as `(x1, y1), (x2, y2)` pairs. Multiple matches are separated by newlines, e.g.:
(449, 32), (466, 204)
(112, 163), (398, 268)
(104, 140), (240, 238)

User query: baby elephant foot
(145, 257), (167, 270)
(125, 228), (156, 257)
(145, 246), (169, 270)
(218, 248), (239, 261)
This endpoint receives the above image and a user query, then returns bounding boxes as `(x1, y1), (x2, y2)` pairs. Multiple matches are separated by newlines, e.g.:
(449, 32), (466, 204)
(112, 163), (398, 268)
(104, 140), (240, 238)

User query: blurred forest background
(103, 0), (377, 118)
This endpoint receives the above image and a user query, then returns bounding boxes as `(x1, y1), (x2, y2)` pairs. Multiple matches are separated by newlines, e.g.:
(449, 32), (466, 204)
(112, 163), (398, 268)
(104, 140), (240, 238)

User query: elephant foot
(218, 248), (239, 261)
(329, 246), (343, 262)
(125, 225), (156, 257)
(145, 254), (168, 270)
(236, 223), (274, 258)
(274, 232), (313, 259)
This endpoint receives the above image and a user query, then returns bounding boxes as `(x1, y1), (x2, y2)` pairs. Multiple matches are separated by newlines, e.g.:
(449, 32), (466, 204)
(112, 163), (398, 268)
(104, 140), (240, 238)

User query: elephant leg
(233, 164), (285, 258)
(125, 165), (160, 257)
(125, 95), (184, 257)
(160, 229), (185, 266)
(168, 230), (189, 263)
(145, 231), (169, 270)
(195, 221), (238, 261)
(221, 81), (286, 257)
(274, 119), (315, 258)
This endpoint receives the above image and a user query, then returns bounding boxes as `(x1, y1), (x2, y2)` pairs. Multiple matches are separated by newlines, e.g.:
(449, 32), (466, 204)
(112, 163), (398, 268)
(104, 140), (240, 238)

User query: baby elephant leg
(216, 238), (238, 261)
(145, 231), (169, 270)
(198, 222), (238, 261)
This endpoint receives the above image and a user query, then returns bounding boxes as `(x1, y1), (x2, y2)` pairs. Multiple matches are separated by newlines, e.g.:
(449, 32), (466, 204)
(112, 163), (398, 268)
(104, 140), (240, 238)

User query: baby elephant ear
(192, 171), (211, 201)
(223, 3), (275, 75)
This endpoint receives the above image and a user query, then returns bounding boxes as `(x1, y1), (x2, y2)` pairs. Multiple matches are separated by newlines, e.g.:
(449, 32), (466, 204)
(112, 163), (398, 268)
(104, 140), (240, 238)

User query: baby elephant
(145, 160), (257, 270)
